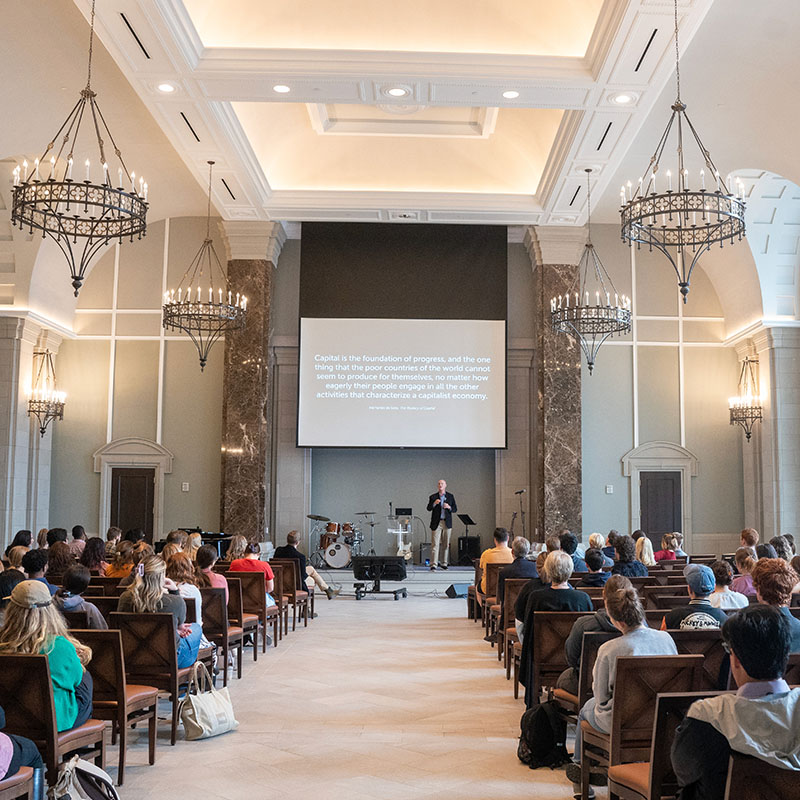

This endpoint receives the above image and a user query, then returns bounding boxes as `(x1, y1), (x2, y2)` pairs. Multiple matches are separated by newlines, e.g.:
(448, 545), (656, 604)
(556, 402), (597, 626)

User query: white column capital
(752, 323), (800, 353)
(219, 220), (287, 264)
(524, 225), (588, 268)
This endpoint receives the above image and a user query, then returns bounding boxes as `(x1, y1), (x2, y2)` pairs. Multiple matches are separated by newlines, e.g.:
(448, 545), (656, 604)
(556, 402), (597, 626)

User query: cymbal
(355, 511), (376, 516)
(307, 514), (331, 522)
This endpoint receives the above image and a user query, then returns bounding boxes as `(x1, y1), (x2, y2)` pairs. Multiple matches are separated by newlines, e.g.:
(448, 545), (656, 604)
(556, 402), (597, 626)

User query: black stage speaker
(445, 583), (469, 598)
(352, 555), (407, 582)
(457, 535), (481, 566)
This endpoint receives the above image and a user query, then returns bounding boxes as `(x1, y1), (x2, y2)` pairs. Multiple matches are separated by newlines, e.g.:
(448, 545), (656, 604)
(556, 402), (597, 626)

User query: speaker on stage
(445, 583), (469, 598)
(457, 535), (481, 566)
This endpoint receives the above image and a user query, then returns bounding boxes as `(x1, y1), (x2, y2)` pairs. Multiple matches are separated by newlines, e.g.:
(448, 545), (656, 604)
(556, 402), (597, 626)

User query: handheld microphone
(514, 488), (526, 495)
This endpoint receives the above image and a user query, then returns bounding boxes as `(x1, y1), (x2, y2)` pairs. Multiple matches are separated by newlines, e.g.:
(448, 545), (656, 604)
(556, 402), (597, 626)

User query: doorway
(110, 467), (155, 543)
(639, 471), (682, 549)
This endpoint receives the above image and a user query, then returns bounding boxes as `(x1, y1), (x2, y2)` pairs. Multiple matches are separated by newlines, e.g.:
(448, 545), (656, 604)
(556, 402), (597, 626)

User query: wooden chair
(0, 653), (107, 785)
(270, 564), (291, 636)
(608, 690), (727, 800)
(668, 629), (730, 690)
(88, 576), (122, 596)
(644, 609), (669, 628)
(784, 652), (800, 684)
(200, 587), (243, 685)
(651, 594), (693, 611)
(628, 576), (660, 589)
(181, 597), (215, 674)
(480, 563), (505, 628)
(82, 595), (119, 626)
(688, 555), (716, 565)
(578, 654), (703, 800)
(72, 629), (158, 785)
(0, 767), (34, 800)
(225, 571), (280, 652)
(225, 576), (260, 661)
(495, 578), (527, 667)
(271, 560), (310, 631)
(110, 612), (194, 746)
(467, 559), (481, 621)
(62, 609), (90, 629)
(724, 751), (799, 799)
(531, 611), (590, 702)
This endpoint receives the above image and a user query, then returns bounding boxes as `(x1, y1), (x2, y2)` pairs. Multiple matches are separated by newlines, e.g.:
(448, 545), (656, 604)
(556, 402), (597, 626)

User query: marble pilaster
(219, 221), (285, 541)
(525, 226), (586, 541)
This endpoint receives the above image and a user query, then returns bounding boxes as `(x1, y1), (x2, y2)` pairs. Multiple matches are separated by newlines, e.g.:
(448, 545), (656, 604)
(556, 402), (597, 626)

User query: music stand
(457, 514), (476, 536)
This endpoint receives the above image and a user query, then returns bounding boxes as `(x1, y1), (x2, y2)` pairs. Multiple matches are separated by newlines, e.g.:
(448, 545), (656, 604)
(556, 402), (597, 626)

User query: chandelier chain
(86, 0), (96, 91)
(673, 0), (681, 103)
(206, 161), (213, 240)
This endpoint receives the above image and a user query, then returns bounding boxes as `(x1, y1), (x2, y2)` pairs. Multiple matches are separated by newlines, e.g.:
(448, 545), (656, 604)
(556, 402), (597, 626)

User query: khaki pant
(305, 565), (329, 591)
(431, 520), (452, 566)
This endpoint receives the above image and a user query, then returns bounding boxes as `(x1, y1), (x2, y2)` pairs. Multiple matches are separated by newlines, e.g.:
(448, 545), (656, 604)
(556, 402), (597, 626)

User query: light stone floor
(114, 589), (596, 799)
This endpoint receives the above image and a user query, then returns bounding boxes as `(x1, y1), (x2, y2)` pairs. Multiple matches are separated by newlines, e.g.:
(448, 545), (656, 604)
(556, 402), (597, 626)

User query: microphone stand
(517, 492), (526, 539)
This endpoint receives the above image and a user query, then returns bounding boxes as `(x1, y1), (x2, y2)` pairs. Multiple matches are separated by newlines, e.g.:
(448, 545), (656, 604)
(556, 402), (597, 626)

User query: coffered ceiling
(73, 0), (715, 225)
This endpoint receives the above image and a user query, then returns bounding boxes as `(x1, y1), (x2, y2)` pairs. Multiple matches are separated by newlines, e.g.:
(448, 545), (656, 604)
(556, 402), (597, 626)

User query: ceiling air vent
(221, 178), (236, 201)
(635, 29), (658, 72)
(119, 13), (151, 59)
(569, 185), (581, 206)
(180, 112), (201, 142)
(596, 122), (613, 151)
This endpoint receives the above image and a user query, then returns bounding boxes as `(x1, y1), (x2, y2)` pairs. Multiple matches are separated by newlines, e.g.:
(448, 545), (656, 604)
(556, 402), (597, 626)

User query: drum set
(308, 512), (376, 569)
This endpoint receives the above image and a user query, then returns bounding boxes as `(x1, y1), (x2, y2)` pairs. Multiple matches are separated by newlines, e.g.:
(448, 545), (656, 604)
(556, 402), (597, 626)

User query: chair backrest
(577, 631), (621, 707)
(666, 575), (691, 586)
(83, 595), (119, 625)
(502, 579), (529, 629)
(61, 609), (90, 629)
(653, 594), (693, 610)
(644, 584), (687, 608)
(0, 653), (58, 772)
(531, 611), (591, 697)
(270, 563), (288, 602)
(110, 612), (178, 690)
(483, 562), (504, 597)
(688, 555), (716, 565)
(225, 571), (267, 616)
(199, 588), (228, 641)
(472, 558), (481, 589)
(213, 561), (231, 574)
(668, 629), (729, 689)
(270, 558), (303, 592)
(724, 751), (798, 799)
(71, 629), (126, 709)
(608, 654), (703, 765)
(88, 576), (121, 596)
(645, 609), (668, 628)
(183, 595), (197, 624)
(628, 576), (660, 588)
(225, 577), (244, 625)
(784, 652), (800, 685)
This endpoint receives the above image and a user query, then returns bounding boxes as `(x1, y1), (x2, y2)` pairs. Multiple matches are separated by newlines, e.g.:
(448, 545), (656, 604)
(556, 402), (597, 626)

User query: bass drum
(324, 541), (351, 569)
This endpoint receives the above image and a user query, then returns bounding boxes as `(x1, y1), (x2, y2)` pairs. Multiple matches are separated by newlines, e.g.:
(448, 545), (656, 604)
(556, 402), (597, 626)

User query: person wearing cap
(0, 580), (93, 732)
(661, 564), (729, 630)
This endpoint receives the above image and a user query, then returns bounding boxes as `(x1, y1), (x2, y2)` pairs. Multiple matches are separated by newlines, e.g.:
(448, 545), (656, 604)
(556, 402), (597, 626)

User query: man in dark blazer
(427, 479), (457, 570)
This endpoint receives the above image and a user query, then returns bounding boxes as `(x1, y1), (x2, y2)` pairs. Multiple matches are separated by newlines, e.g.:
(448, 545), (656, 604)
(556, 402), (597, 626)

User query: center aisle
(120, 595), (573, 799)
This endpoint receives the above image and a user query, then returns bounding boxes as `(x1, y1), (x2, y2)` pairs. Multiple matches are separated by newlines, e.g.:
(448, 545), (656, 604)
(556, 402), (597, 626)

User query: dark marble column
(219, 221), (286, 541)
(526, 227), (585, 541)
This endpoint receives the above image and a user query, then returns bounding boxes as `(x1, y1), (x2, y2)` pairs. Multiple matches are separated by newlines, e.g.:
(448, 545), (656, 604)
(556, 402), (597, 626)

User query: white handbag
(179, 661), (239, 740)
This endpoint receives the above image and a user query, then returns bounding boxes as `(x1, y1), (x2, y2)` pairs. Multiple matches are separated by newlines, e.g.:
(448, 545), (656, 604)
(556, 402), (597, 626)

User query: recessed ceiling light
(157, 82), (176, 93)
(613, 93), (633, 105)
(273, 84), (291, 94)
(503, 90), (520, 99)
(387, 87), (409, 97)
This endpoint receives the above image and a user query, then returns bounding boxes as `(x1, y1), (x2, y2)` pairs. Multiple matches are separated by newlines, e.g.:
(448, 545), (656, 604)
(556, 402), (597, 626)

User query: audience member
(273, 530), (340, 599)
(560, 530), (588, 573)
(165, 530), (188, 550)
(46, 528), (68, 548)
(53, 565), (107, 630)
(123, 528), (145, 545)
(186, 533), (202, 561)
(160, 543), (181, 562)
(104, 540), (134, 579)
(661, 565), (729, 630)
(68, 526), (87, 558)
(119, 542), (154, 588)
(478, 528), (513, 592)
(756, 543), (778, 560)
(565, 578), (677, 795)
(672, 532), (688, 558)
(118, 555), (201, 669)
(635, 536), (657, 567)
(731, 547), (758, 596)
(0, 703), (44, 786)
(579, 548), (610, 587)
(104, 526), (122, 561)
(740, 527), (759, 549)
(45, 541), (75, 580)
(165, 552), (206, 643)
(21, 550), (57, 596)
(0, 580), (93, 732)
(792, 556), (800, 593)
(79, 537), (109, 575)
(631, 530), (645, 543)
(611, 535), (648, 577)
(654, 533), (679, 562)
(230, 543), (277, 607)
(783, 533), (796, 555)
(35, 528), (48, 550)
(536, 534), (560, 574)
(769, 535), (793, 562)
(225, 535), (248, 562)
(603, 531), (619, 560)
(4, 530), (31, 558)
(671, 606), (800, 799)
(6, 547), (27, 573)
(194, 545), (230, 602)
(751, 558), (800, 651)
(496, 537), (539, 607)
(708, 560), (749, 610)
(0, 571), (24, 627)
(588, 534), (614, 567)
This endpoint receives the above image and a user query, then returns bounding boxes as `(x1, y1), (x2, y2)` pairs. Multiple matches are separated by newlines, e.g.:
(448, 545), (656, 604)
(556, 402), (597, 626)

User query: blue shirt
(34, 576), (58, 596)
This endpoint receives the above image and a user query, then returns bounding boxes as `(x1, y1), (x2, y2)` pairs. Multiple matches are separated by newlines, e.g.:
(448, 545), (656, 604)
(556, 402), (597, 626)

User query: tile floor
(114, 590), (591, 799)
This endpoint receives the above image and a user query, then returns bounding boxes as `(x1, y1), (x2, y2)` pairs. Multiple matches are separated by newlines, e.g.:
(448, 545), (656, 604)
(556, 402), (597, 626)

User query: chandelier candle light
(10, 0), (147, 297)
(162, 161), (247, 371)
(729, 357), (762, 442)
(619, 0), (745, 302)
(27, 350), (66, 438)
(551, 169), (632, 374)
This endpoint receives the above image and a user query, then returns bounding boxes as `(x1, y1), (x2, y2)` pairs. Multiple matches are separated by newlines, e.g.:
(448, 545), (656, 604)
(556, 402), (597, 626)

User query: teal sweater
(43, 635), (84, 732)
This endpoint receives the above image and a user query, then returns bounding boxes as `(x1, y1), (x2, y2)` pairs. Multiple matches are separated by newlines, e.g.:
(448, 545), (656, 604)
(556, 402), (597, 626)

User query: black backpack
(517, 700), (570, 769)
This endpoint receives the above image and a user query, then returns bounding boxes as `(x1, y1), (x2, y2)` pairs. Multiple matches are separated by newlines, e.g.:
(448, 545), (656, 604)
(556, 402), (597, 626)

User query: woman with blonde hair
(0, 580), (93, 731)
(731, 547), (758, 597)
(225, 534), (247, 562)
(653, 533), (678, 563)
(588, 533), (614, 567)
(118, 555), (201, 669)
(104, 540), (134, 579)
(160, 543), (181, 562)
(36, 528), (49, 550)
(6, 546), (27, 572)
(186, 532), (202, 561)
(635, 536), (657, 567)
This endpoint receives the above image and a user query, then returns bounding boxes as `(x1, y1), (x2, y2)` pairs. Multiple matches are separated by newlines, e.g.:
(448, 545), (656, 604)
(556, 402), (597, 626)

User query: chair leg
(148, 706), (157, 765)
(513, 656), (520, 699)
(262, 614), (268, 651)
(170, 690), (179, 746)
(497, 631), (504, 661)
(237, 640), (243, 678)
(117, 717), (127, 785)
(221, 640), (229, 688)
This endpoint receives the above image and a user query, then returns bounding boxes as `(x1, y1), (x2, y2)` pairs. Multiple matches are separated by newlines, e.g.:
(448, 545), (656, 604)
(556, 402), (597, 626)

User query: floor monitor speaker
(445, 583), (469, 598)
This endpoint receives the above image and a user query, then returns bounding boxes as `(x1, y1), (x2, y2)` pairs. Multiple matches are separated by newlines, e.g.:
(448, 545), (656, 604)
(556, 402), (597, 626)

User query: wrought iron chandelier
(10, 0), (147, 297)
(162, 161), (247, 371)
(729, 357), (762, 442)
(620, 0), (745, 302)
(27, 350), (66, 438)
(551, 169), (631, 374)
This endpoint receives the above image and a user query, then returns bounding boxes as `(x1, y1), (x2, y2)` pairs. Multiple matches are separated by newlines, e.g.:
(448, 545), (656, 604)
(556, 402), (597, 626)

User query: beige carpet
(115, 593), (585, 798)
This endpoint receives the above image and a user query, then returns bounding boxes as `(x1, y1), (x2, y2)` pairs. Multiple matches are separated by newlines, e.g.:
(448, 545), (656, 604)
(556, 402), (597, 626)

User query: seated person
(0, 580), (94, 732)
(0, 571), (24, 627)
(770, 535), (793, 562)
(751, 558), (800, 651)
(654, 533), (679, 562)
(566, 579), (678, 796)
(4, 530), (31, 559)
(588, 534), (614, 568)
(740, 527), (759, 550)
(225, 535), (248, 563)
(104, 540), (134, 579)
(6, 546), (27, 574)
(0, 704), (44, 785)
(602, 531), (620, 560)
(756, 543), (778, 560)
(273, 530), (340, 599)
(635, 536), (657, 568)
(79, 538), (109, 576)
(230, 543), (277, 606)
(45, 541), (75, 581)
(671, 605), (800, 800)
(496, 536), (539, 607)
(68, 526), (87, 559)
(118, 555), (201, 670)
(104, 526), (122, 561)
(730, 547), (758, 596)
(194, 545), (230, 602)
(536, 534), (561, 575)
(165, 530), (188, 550)
(46, 528), (68, 548)
(21, 550), (57, 595)
(478, 528), (514, 593)
(53, 565), (108, 630)
(661, 564), (729, 630)
(611, 535), (648, 577)
(119, 542), (154, 588)
(560, 531), (588, 573)
(556, 574), (625, 696)
(672, 532), (688, 558)
(186, 533), (202, 561)
(578, 548), (610, 587)
(122, 528), (145, 545)
(165, 552), (208, 649)
(707, 560), (749, 610)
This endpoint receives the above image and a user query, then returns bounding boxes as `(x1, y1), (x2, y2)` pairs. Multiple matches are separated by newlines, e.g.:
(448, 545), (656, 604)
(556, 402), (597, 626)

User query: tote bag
(179, 661), (239, 740)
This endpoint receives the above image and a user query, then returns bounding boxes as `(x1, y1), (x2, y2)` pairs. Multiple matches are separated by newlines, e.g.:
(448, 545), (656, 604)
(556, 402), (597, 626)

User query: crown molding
(220, 220), (287, 263)
(524, 225), (588, 267)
